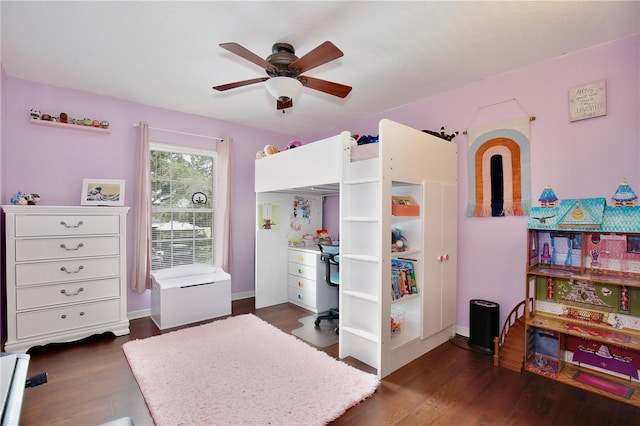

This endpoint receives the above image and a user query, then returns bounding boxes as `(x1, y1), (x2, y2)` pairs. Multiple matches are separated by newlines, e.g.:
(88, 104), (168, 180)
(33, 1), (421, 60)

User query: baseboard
(456, 324), (470, 338)
(127, 291), (256, 319)
(232, 291), (255, 301)
(128, 309), (151, 320)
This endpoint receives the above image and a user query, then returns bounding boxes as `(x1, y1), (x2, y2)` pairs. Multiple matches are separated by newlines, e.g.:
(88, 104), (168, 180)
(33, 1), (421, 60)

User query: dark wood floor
(17, 298), (640, 425)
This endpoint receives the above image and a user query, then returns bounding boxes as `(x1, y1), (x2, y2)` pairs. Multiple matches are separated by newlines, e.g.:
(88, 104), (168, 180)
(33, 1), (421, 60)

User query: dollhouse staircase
(493, 299), (531, 373)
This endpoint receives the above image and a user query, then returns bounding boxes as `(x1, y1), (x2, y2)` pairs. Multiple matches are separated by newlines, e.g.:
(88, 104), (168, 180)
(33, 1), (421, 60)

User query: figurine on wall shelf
(30, 109), (41, 120)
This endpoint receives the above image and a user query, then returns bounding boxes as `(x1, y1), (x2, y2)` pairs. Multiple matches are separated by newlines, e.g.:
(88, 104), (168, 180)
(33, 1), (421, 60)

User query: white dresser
(287, 247), (338, 313)
(2, 205), (129, 352)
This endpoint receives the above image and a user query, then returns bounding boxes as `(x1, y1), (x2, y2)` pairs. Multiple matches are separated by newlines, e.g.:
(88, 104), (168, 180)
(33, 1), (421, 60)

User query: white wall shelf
(30, 118), (111, 134)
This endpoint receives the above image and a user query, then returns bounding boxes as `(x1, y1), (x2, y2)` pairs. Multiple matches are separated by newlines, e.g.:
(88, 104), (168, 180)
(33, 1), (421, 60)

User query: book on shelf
(391, 258), (418, 301)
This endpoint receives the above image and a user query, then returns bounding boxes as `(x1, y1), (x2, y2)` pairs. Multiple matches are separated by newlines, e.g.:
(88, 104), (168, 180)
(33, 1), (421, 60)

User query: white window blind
(150, 142), (216, 270)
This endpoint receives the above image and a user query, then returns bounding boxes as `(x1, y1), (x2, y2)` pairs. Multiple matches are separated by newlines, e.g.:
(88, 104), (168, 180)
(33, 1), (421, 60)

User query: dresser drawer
(288, 262), (316, 280)
(288, 249), (317, 266)
(16, 299), (121, 339)
(287, 285), (317, 309)
(16, 278), (121, 310)
(287, 274), (317, 292)
(15, 236), (120, 262)
(15, 215), (120, 237)
(15, 257), (120, 287)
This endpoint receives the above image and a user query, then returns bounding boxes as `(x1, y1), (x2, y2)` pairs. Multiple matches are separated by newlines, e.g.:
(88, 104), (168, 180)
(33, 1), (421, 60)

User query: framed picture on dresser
(81, 178), (125, 206)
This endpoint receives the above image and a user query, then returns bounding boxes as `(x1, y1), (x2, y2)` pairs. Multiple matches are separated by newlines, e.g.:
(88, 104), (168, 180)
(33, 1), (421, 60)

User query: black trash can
(469, 299), (500, 353)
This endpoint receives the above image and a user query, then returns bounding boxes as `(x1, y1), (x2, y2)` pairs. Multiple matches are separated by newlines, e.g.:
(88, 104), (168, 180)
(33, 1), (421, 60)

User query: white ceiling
(2, 1), (639, 138)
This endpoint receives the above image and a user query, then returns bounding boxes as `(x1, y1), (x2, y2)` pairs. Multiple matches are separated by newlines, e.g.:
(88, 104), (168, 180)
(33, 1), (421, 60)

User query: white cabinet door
(422, 181), (457, 338)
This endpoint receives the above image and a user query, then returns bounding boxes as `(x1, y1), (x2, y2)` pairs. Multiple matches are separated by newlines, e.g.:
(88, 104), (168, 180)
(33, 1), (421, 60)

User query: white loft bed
(256, 119), (458, 378)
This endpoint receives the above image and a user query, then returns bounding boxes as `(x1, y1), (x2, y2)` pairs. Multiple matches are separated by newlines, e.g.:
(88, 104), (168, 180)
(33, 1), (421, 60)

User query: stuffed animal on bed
(264, 144), (280, 155)
(284, 140), (304, 150)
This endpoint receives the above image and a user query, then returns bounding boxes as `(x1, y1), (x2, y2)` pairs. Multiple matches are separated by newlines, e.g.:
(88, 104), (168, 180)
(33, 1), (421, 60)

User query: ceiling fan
(212, 41), (352, 110)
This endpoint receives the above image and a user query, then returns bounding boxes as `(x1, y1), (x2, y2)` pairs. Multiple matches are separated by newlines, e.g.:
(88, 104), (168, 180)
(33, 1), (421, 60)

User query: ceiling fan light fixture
(265, 76), (303, 103)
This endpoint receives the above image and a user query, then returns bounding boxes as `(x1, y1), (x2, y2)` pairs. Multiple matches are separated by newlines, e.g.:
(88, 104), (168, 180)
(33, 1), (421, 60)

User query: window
(150, 143), (216, 270)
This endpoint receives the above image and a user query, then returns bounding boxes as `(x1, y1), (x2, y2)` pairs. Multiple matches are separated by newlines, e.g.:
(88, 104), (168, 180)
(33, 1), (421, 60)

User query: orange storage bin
(392, 196), (420, 216)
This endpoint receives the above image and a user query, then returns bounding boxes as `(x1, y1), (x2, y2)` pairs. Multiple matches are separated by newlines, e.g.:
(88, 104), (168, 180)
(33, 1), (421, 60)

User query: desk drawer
(15, 257), (120, 287)
(287, 249), (317, 266)
(287, 262), (316, 280)
(17, 299), (121, 339)
(16, 278), (121, 310)
(287, 274), (317, 292)
(15, 236), (120, 261)
(287, 285), (317, 309)
(15, 215), (120, 237)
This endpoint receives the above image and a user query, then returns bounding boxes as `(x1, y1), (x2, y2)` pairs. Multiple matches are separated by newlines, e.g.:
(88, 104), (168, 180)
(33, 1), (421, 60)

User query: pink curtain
(131, 122), (152, 292)
(216, 137), (232, 274)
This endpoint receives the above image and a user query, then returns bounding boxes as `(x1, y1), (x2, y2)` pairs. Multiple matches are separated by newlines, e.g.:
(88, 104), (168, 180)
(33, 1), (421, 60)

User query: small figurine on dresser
(10, 192), (40, 205)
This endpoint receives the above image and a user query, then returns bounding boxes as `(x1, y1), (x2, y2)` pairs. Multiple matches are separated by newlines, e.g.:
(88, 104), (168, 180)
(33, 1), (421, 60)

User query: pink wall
(1, 78), (298, 313)
(1, 35), (638, 333)
(310, 35), (640, 331)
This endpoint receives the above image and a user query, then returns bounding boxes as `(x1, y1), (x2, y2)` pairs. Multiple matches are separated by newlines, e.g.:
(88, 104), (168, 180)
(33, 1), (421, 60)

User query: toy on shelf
(29, 109), (109, 131)
(392, 227), (408, 252)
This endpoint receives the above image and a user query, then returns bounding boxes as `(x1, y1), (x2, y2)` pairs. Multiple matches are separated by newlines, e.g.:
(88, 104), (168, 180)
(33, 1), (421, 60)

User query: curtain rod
(133, 123), (224, 141)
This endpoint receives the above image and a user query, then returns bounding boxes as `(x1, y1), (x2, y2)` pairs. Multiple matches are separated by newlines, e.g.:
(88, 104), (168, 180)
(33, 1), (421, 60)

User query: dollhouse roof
(528, 198), (640, 233)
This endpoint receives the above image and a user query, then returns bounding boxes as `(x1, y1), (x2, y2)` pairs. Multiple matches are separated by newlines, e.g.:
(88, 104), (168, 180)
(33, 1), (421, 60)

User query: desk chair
(315, 244), (339, 334)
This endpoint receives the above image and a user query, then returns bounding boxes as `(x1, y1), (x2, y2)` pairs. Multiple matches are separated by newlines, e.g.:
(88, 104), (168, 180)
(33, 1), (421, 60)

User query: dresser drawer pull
(59, 220), (84, 229)
(60, 287), (84, 296)
(60, 265), (84, 274)
(60, 243), (84, 251)
(61, 314), (67, 319)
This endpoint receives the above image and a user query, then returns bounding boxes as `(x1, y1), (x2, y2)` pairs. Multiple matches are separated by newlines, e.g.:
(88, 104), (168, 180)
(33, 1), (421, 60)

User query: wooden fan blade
(219, 42), (274, 70)
(212, 77), (268, 91)
(277, 99), (293, 110)
(289, 41), (343, 74)
(300, 76), (352, 98)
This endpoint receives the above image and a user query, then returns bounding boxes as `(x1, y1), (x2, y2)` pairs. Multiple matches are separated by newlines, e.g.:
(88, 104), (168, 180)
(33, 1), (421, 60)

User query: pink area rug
(123, 314), (379, 425)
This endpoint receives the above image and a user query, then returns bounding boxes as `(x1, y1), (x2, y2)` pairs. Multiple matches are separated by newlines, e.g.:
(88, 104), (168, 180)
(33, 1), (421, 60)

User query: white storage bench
(150, 264), (231, 330)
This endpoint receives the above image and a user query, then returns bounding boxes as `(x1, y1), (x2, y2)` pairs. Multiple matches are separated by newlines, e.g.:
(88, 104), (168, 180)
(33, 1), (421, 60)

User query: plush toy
(392, 227), (408, 251)
(352, 134), (378, 145)
(422, 127), (458, 142)
(439, 126), (459, 141)
(100, 120), (109, 129)
(59, 112), (68, 123)
(30, 109), (41, 120)
(10, 192), (40, 205)
(92, 120), (101, 128)
(256, 150), (266, 159)
(263, 144), (279, 155)
(41, 114), (52, 121)
(284, 140), (304, 150)
(83, 118), (92, 126)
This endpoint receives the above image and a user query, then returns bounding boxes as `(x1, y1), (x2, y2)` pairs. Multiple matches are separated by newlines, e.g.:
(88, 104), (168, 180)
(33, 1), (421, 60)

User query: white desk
(287, 247), (338, 313)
